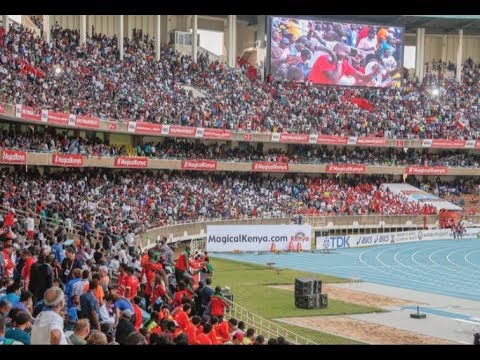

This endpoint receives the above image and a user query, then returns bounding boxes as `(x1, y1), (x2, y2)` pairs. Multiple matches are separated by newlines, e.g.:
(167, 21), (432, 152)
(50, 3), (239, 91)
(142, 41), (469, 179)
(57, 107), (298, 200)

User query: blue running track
(212, 239), (480, 301)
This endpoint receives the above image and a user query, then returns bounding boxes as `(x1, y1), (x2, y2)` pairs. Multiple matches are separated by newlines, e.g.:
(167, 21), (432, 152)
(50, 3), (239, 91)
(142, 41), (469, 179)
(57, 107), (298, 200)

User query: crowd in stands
(1, 23), (480, 140)
(0, 169), (436, 237)
(410, 177), (480, 214)
(0, 197), (282, 345)
(2, 127), (480, 168)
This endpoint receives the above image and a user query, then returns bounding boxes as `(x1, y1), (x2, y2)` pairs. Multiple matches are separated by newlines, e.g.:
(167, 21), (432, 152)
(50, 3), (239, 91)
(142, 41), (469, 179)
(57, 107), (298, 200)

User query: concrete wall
(421, 33), (480, 64)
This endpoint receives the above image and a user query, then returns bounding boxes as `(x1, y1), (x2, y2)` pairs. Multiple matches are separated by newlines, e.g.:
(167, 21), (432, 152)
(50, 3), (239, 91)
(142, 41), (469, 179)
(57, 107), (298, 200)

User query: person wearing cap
(232, 331), (244, 345)
(357, 27), (377, 55)
(115, 308), (136, 345)
(271, 38), (292, 67)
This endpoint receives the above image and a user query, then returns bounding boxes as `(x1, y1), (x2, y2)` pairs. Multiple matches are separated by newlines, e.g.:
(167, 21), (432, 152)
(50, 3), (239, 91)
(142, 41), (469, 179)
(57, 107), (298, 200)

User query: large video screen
(268, 17), (404, 87)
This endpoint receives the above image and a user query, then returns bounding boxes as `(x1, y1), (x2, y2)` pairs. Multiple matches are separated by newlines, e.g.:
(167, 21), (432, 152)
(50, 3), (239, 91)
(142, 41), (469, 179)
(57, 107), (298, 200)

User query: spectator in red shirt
(307, 43), (379, 86)
(20, 250), (36, 289)
(4, 209), (15, 228)
(117, 263), (128, 297)
(209, 286), (229, 318)
(173, 303), (191, 331)
(124, 267), (139, 300)
(132, 296), (143, 331)
(195, 322), (213, 345)
(174, 245), (194, 282)
(1, 240), (15, 279)
(213, 317), (237, 344)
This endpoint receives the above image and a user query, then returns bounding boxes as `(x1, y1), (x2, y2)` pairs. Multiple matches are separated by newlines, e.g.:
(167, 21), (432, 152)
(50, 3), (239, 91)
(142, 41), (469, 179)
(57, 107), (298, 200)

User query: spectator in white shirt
(357, 28), (377, 55)
(31, 287), (68, 345)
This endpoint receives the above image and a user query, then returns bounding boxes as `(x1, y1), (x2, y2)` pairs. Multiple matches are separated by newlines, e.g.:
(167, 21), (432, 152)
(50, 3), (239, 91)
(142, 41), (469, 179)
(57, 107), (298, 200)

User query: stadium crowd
(0, 169), (437, 236)
(1, 18), (480, 346)
(0, 199), (274, 345)
(1, 129), (480, 168)
(0, 23), (480, 140)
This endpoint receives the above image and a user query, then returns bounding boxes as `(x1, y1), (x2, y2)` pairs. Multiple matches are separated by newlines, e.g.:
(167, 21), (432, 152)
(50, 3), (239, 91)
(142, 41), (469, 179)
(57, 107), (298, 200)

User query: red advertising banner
(44, 111), (70, 126)
(1, 149), (26, 164)
(109, 122), (117, 131)
(202, 129), (232, 140)
(75, 116), (100, 129)
(252, 162), (289, 172)
(52, 154), (84, 167)
(278, 133), (310, 144)
(430, 139), (466, 148)
(0, 104), (5, 114)
(316, 135), (349, 145)
(15, 105), (41, 121)
(326, 164), (366, 174)
(114, 156), (148, 168)
(356, 137), (388, 146)
(181, 160), (217, 171)
(405, 166), (448, 175)
(164, 125), (197, 138)
(131, 121), (162, 135)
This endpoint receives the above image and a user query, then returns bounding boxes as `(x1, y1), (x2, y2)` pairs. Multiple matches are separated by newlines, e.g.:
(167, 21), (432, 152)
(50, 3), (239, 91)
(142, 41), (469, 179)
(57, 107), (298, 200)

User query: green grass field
(210, 257), (383, 344)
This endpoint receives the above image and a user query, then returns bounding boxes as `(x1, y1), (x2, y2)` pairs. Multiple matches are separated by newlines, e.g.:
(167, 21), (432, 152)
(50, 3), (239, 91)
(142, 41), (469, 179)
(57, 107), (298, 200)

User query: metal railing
(0, 204), (106, 241)
(224, 299), (317, 345)
(138, 213), (480, 249)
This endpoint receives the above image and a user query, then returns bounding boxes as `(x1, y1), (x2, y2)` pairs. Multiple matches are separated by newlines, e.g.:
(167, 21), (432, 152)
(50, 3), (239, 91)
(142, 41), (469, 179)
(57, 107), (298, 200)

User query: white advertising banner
(207, 225), (312, 252)
(316, 228), (480, 250)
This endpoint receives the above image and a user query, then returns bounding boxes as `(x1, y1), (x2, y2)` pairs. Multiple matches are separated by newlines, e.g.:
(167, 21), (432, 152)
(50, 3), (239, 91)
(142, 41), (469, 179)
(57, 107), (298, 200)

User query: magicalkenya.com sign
(206, 225), (312, 252)
(316, 228), (480, 250)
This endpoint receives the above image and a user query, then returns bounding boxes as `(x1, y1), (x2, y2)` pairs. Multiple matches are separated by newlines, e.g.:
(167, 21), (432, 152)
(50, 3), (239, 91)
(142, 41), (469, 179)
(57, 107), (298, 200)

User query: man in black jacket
(28, 253), (53, 304)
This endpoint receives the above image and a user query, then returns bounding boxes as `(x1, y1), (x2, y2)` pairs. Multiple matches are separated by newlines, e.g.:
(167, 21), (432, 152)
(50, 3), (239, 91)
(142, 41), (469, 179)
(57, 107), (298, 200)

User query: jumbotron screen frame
(266, 16), (405, 88)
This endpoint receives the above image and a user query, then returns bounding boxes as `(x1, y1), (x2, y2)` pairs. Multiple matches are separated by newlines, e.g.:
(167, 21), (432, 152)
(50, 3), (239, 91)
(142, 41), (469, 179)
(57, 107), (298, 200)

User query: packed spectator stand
(1, 129), (480, 168)
(0, 19), (480, 346)
(1, 22), (480, 140)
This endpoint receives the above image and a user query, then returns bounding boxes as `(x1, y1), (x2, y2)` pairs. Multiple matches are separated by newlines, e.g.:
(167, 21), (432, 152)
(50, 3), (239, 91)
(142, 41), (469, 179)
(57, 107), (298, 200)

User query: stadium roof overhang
(236, 15), (480, 36)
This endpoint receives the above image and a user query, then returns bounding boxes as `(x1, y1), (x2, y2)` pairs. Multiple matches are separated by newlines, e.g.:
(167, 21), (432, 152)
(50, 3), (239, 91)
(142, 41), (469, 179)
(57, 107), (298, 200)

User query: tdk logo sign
(324, 236), (350, 249)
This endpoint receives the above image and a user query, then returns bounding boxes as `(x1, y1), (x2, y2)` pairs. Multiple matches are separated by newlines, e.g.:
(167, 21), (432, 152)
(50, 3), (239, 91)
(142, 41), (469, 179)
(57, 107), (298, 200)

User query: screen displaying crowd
(269, 16), (404, 87)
